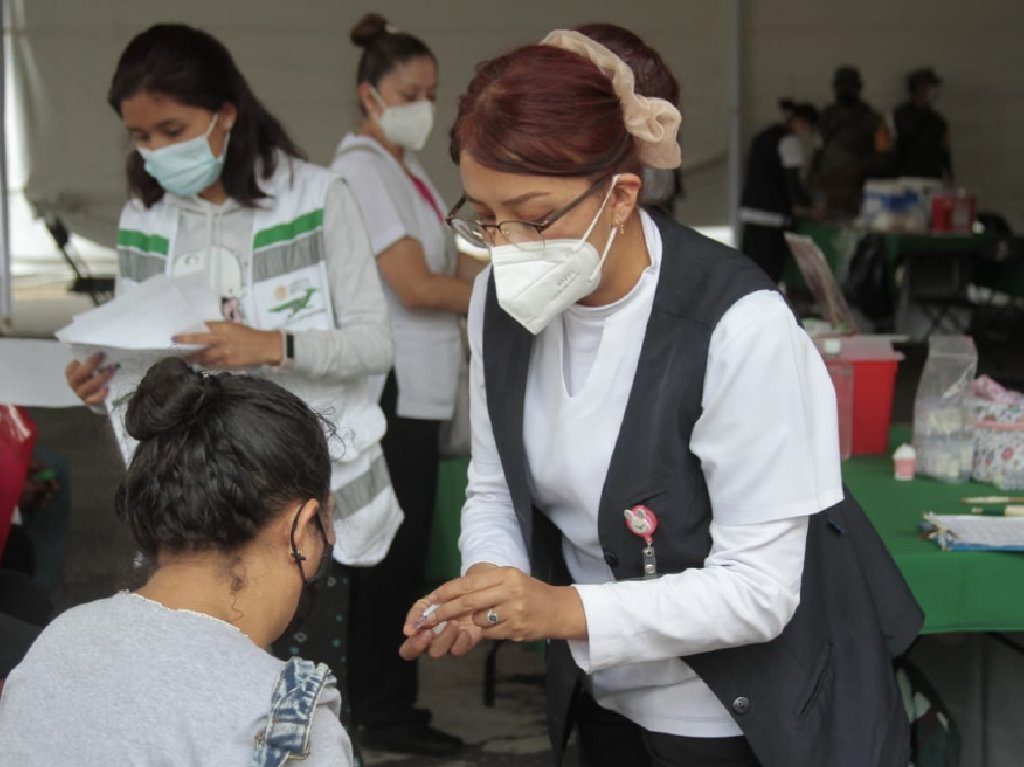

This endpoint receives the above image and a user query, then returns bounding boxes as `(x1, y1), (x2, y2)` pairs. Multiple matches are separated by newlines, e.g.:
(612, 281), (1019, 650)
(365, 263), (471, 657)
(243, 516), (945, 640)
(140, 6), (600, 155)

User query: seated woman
(0, 358), (353, 767)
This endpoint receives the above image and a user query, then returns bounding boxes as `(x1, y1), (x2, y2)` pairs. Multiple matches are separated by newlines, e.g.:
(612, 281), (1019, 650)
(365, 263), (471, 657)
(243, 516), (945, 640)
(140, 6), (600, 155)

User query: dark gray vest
(482, 212), (922, 767)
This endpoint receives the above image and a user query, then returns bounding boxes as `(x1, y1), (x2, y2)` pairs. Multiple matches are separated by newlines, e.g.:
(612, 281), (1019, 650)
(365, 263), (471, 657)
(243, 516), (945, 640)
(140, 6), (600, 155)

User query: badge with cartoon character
(624, 504), (660, 579)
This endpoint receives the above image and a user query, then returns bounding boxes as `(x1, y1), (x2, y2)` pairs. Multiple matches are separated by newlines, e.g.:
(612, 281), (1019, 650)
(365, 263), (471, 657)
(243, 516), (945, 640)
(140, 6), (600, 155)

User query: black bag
(844, 233), (894, 320)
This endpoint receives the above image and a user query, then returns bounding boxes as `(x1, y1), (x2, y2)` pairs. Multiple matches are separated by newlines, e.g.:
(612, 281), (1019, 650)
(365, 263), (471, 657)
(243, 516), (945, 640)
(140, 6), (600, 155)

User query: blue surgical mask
(138, 115), (228, 196)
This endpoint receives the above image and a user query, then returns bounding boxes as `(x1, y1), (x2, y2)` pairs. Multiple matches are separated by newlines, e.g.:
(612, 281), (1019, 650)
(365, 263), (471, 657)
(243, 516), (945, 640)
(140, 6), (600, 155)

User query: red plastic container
(849, 358), (901, 455)
(930, 192), (976, 233)
(815, 336), (903, 456)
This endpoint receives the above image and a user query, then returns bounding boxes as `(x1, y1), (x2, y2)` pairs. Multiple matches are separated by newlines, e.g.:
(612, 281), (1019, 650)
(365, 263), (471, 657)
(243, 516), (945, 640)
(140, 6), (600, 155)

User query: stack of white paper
(925, 513), (1024, 551)
(50, 273), (222, 454)
(54, 272), (221, 351)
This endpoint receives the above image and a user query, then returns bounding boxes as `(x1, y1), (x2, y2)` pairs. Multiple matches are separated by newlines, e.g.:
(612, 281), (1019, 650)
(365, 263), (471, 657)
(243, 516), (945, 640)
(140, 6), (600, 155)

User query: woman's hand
(398, 563), (495, 661)
(65, 352), (119, 406)
(175, 322), (282, 368)
(398, 606), (483, 661)
(404, 564), (588, 655)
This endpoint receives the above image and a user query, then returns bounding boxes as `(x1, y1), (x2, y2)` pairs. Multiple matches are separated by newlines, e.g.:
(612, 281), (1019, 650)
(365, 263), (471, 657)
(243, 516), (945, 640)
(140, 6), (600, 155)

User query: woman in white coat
(328, 13), (480, 757)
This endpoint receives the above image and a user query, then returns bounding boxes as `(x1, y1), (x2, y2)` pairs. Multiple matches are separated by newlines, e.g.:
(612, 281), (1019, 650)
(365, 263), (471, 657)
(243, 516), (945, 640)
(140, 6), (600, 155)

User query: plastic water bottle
(821, 338), (854, 461)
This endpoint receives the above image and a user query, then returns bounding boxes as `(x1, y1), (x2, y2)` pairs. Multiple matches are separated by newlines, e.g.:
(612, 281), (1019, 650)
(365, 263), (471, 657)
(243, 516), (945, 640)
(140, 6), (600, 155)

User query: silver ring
(486, 608), (499, 625)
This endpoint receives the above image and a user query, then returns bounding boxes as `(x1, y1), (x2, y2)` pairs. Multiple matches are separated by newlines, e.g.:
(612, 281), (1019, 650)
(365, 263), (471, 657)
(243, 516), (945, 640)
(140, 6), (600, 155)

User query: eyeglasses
(445, 176), (610, 252)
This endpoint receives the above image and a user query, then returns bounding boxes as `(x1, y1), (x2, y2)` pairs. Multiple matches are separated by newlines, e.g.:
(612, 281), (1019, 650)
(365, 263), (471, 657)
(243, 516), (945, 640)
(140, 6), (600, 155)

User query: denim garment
(253, 658), (337, 767)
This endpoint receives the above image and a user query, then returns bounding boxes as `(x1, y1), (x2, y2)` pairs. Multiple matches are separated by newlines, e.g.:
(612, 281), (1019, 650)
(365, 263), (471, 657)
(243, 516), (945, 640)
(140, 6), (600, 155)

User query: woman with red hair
(401, 26), (920, 767)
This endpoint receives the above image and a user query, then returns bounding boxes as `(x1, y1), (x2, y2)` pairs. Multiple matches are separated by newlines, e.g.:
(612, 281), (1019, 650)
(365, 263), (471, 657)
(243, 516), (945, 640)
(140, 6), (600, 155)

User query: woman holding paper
(63, 23), (399, 727)
(397, 26), (922, 767)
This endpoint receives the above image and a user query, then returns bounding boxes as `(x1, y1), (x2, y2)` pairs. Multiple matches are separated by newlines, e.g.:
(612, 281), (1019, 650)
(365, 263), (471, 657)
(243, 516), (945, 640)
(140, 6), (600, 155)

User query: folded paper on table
(924, 512), (1024, 551)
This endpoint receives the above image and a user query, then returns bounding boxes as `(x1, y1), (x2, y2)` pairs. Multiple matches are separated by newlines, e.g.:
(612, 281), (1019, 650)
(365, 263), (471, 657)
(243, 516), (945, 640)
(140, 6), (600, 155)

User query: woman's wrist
(263, 329), (284, 365)
(553, 585), (588, 641)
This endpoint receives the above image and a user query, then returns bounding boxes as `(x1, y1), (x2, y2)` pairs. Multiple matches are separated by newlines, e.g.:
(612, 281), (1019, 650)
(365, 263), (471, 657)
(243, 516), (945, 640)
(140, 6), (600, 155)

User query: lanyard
(407, 173), (445, 225)
(624, 504), (660, 579)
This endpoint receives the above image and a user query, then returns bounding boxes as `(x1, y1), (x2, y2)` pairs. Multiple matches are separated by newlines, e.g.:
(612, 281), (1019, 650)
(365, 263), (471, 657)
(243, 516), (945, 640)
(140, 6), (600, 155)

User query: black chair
(970, 236), (1024, 374)
(904, 247), (976, 335)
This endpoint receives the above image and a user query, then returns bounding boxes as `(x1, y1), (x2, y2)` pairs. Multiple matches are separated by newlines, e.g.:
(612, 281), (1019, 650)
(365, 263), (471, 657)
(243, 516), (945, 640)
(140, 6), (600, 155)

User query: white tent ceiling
(9, 0), (734, 251)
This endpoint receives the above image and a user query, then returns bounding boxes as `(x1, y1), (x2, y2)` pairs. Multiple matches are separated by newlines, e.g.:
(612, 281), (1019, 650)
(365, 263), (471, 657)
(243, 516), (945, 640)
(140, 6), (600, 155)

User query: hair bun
(124, 357), (222, 441)
(350, 13), (390, 48)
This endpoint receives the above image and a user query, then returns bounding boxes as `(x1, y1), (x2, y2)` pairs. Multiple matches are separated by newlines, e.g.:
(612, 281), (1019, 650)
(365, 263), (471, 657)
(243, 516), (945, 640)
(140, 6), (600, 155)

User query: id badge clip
(624, 504), (659, 579)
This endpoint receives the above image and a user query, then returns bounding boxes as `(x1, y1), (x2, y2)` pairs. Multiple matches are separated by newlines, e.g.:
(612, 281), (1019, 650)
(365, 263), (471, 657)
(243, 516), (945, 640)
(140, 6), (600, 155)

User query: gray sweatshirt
(0, 592), (353, 766)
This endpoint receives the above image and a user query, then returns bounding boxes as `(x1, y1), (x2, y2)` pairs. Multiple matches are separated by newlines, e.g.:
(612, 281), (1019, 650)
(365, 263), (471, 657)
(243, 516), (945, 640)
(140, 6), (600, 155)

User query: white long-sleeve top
(459, 211), (843, 737)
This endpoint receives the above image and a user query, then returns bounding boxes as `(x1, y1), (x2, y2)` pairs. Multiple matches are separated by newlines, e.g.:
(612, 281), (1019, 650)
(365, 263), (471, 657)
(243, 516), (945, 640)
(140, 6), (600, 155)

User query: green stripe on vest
(117, 229), (170, 256)
(252, 209), (324, 251)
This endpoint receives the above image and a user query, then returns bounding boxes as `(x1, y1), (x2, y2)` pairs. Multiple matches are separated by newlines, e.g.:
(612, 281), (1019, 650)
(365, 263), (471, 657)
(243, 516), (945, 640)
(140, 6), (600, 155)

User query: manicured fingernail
(418, 603), (440, 628)
(102, 385), (109, 395)
(96, 351), (106, 363)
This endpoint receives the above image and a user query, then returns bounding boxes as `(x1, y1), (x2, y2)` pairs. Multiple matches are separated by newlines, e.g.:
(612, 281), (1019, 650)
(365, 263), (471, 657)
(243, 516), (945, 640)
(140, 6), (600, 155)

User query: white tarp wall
(10, 1), (1023, 269)
(9, 0), (732, 254)
(741, 0), (1024, 232)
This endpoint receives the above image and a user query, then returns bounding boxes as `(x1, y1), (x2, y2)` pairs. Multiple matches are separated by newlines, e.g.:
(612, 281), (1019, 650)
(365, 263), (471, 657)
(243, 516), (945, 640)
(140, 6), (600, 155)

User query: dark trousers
(740, 223), (790, 285)
(572, 685), (761, 767)
(347, 371), (441, 728)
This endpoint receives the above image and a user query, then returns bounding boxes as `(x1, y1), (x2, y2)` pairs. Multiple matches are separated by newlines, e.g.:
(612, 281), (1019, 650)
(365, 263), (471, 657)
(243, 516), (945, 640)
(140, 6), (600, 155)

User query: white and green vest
(111, 157), (400, 565)
(116, 156), (335, 333)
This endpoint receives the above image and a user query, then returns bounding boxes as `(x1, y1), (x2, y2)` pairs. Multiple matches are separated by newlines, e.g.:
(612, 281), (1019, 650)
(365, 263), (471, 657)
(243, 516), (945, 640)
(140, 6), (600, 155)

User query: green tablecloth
(843, 428), (1024, 635)
(427, 429), (1024, 634)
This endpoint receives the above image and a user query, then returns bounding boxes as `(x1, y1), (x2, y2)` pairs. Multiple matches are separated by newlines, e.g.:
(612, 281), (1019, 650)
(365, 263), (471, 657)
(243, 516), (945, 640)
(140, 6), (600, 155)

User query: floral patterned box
(972, 420), (1024, 490)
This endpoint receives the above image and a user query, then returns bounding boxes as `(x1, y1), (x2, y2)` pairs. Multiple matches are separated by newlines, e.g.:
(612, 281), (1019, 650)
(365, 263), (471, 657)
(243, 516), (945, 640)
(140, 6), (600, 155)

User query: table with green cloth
(843, 427), (1024, 634)
(786, 221), (1014, 297)
(427, 429), (1024, 635)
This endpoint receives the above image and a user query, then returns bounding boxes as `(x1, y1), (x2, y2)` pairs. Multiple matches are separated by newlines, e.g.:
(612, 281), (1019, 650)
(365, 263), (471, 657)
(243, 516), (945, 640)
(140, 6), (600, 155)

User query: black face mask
(281, 507), (332, 636)
(290, 508), (331, 586)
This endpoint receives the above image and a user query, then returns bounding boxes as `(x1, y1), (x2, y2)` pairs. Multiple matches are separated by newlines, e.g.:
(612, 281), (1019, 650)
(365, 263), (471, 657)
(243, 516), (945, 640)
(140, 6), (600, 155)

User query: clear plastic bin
(912, 336), (978, 483)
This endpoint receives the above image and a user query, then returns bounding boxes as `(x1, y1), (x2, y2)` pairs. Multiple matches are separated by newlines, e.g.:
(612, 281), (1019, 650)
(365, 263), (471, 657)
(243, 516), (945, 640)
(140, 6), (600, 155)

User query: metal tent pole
(0, 0), (11, 330)
(728, 0), (742, 248)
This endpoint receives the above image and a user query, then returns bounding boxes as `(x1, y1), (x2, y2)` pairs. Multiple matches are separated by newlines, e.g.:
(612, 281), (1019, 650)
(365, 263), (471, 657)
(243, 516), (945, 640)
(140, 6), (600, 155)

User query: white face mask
(490, 175), (620, 335)
(370, 87), (434, 152)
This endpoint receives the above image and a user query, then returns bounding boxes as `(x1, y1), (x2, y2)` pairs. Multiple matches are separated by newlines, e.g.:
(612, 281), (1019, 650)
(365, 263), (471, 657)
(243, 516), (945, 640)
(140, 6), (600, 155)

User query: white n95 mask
(371, 87), (434, 152)
(491, 175), (620, 335)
